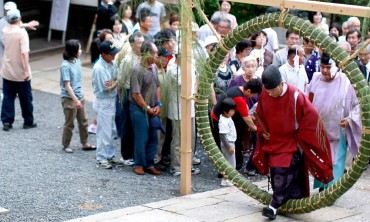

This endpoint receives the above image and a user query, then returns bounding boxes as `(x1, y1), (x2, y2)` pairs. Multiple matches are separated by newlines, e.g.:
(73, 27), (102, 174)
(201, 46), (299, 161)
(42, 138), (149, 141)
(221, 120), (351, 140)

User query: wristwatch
(143, 105), (151, 111)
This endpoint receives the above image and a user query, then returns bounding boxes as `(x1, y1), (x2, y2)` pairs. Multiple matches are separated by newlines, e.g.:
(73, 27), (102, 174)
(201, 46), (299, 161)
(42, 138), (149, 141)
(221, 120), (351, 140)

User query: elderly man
(306, 54), (361, 191)
(253, 65), (333, 220)
(129, 41), (162, 175)
(115, 32), (145, 166)
(198, 15), (220, 42)
(0, 1), (38, 97)
(347, 17), (361, 31)
(1, 9), (37, 131)
(217, 18), (232, 38)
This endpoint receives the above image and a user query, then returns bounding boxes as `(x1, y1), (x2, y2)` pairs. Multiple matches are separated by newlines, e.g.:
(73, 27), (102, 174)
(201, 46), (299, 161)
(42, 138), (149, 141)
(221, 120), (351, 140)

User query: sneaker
(192, 157), (201, 165)
(262, 207), (276, 220)
(88, 124), (97, 134)
(121, 158), (134, 166)
(191, 167), (200, 175)
(96, 160), (112, 169)
(246, 170), (256, 176)
(220, 179), (233, 187)
(3, 123), (12, 131)
(108, 158), (124, 167)
(23, 123), (37, 129)
(172, 170), (181, 176)
(171, 168), (200, 176)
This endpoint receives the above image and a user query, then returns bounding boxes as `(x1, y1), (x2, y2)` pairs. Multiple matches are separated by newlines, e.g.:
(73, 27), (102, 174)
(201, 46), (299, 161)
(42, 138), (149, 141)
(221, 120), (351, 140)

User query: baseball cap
(6, 8), (20, 22)
(4, 1), (17, 11)
(158, 46), (171, 57)
(149, 116), (166, 134)
(99, 40), (120, 55)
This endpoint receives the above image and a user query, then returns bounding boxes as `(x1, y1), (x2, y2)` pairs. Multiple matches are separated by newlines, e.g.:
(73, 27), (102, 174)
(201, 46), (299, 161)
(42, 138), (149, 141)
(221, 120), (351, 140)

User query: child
(60, 39), (96, 153)
(218, 98), (237, 187)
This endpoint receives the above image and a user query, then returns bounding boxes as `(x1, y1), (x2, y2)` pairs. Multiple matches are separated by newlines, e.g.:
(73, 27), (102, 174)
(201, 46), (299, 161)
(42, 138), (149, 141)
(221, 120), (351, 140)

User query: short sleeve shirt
(92, 57), (117, 99)
(218, 115), (237, 142)
(1, 25), (30, 81)
(129, 63), (160, 106)
(135, 1), (166, 38)
(272, 47), (288, 68)
(212, 86), (250, 121)
(60, 59), (84, 99)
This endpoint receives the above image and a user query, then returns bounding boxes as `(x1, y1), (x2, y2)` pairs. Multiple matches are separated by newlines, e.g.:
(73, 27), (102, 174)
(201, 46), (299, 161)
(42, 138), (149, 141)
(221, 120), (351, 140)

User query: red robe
(253, 85), (333, 194)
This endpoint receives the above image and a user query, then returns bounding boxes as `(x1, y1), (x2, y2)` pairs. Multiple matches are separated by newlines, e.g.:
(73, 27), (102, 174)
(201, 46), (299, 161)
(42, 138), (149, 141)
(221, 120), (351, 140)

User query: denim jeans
(130, 103), (158, 169)
(115, 94), (123, 137)
(93, 97), (116, 161)
(1, 78), (34, 125)
(120, 89), (134, 160)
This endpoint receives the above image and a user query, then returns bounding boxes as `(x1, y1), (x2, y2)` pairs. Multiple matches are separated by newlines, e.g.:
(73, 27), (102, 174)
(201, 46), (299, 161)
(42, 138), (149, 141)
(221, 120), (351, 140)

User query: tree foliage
(193, 0), (368, 31)
(194, 0), (267, 25)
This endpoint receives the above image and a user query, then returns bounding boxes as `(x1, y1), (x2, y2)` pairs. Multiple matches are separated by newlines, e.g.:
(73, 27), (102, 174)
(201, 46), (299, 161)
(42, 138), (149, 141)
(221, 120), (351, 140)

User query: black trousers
(270, 152), (307, 209)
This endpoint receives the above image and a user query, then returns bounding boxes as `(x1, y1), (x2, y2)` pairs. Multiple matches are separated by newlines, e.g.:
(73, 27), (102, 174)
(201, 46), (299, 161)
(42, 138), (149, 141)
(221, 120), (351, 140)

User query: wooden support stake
(180, 0), (193, 195)
(228, 0), (370, 18)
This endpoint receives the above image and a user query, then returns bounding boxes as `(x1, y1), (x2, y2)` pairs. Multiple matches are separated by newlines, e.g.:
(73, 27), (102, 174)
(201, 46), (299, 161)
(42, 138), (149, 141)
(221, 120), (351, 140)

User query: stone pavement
(66, 170), (370, 222)
(27, 51), (370, 221)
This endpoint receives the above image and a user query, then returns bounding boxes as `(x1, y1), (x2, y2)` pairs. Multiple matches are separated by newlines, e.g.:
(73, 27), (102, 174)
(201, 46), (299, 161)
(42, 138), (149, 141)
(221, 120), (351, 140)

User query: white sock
(269, 205), (277, 214)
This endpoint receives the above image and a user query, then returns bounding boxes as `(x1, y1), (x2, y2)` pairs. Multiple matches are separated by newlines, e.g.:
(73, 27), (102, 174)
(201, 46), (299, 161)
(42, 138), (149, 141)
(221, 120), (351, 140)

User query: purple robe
(306, 71), (362, 162)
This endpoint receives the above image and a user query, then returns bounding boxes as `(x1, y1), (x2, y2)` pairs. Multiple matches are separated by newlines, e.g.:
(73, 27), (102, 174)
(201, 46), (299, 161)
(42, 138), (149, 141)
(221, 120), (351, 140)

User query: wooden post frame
(228, 0), (370, 17)
(180, 0), (193, 195)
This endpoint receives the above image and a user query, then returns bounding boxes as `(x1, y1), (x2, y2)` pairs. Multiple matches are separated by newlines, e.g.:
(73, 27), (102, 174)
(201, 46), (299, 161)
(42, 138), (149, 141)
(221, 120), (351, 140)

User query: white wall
(0, 0), (4, 17)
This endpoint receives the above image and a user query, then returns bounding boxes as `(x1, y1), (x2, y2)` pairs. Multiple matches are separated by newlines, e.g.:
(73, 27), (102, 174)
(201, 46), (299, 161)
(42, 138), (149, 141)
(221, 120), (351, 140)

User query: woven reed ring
(195, 12), (370, 213)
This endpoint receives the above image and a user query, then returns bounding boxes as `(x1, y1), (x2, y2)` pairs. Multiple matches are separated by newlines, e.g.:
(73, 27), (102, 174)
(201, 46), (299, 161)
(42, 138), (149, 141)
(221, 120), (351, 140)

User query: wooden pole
(228, 0), (370, 18)
(180, 0), (193, 195)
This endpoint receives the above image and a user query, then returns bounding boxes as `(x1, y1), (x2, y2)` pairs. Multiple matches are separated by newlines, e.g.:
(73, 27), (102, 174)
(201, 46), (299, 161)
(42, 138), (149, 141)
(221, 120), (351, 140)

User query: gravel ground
(0, 90), (265, 222)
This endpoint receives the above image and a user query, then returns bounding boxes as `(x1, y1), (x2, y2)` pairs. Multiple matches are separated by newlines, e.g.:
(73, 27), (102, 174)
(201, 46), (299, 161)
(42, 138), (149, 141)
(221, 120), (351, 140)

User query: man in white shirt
(279, 46), (308, 92)
(135, 0), (166, 39)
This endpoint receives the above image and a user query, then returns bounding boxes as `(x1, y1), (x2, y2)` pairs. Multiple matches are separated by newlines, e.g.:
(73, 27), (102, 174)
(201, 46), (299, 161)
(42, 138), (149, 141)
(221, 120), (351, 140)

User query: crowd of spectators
(84, 0), (370, 178)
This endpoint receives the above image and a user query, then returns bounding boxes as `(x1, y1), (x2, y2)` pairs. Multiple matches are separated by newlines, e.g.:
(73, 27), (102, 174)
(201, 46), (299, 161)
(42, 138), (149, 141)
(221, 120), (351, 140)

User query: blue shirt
(92, 56), (117, 99)
(60, 58), (84, 99)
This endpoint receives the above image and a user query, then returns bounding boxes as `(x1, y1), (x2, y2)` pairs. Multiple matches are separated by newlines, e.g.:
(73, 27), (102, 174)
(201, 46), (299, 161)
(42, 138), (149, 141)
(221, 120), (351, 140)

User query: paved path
(30, 52), (95, 102)
(67, 170), (370, 222)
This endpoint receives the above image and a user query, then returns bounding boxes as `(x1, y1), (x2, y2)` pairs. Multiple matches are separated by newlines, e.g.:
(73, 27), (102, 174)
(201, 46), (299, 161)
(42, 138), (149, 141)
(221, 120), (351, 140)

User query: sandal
(63, 147), (73, 153)
(81, 144), (96, 151)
